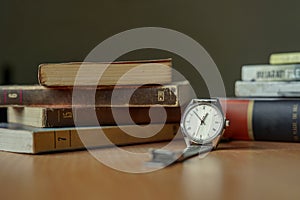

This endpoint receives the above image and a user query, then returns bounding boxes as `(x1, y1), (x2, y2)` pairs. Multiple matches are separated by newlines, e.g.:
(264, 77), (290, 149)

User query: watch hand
(194, 123), (201, 138)
(193, 111), (206, 125)
(193, 111), (202, 121)
(193, 111), (209, 126)
(191, 111), (203, 138)
(200, 113), (209, 125)
(202, 113), (208, 124)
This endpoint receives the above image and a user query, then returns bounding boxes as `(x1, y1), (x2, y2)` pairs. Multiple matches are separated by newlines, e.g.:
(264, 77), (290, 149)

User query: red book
(220, 98), (300, 142)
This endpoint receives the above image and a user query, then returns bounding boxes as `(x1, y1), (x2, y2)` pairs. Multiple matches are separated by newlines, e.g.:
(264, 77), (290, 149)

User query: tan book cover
(0, 123), (180, 154)
(38, 58), (172, 86)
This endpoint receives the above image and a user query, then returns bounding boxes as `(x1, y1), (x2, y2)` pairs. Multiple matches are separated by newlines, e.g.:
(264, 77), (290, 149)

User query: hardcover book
(221, 98), (300, 142)
(7, 106), (182, 127)
(241, 64), (300, 81)
(0, 123), (180, 154)
(0, 81), (191, 107)
(270, 52), (300, 65)
(235, 81), (300, 97)
(0, 108), (6, 122)
(38, 58), (172, 86)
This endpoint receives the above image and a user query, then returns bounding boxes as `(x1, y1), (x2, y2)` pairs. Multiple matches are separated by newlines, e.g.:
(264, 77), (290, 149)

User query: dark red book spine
(0, 84), (182, 107)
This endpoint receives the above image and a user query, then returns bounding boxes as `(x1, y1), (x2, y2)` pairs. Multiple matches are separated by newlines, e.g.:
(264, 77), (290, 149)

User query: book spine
(0, 107), (6, 122)
(42, 107), (181, 127)
(33, 123), (179, 153)
(270, 52), (300, 65)
(0, 89), (24, 105)
(0, 88), (75, 106)
(221, 99), (300, 142)
(235, 81), (300, 97)
(241, 64), (300, 81)
(0, 85), (180, 106)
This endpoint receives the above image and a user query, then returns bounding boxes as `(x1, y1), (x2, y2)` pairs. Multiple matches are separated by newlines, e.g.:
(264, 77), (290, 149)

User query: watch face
(181, 102), (224, 144)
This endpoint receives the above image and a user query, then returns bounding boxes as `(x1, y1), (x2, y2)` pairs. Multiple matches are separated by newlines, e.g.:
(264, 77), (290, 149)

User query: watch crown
(225, 119), (230, 127)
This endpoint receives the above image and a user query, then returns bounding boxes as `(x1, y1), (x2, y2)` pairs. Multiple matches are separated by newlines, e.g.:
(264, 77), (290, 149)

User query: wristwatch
(146, 98), (229, 167)
(181, 98), (228, 150)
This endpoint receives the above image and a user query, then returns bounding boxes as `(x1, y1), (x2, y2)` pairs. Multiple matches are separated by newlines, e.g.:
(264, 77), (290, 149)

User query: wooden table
(1, 140), (300, 200)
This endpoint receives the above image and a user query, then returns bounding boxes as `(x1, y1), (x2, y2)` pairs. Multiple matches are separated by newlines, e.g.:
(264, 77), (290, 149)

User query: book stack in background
(222, 52), (300, 143)
(0, 58), (193, 154)
(235, 52), (300, 97)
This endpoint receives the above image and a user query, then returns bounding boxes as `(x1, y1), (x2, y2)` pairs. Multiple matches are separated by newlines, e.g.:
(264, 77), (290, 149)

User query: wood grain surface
(1, 140), (300, 200)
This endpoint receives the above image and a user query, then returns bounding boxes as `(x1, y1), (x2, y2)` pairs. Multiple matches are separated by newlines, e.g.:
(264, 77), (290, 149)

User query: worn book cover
(7, 106), (182, 127)
(0, 123), (180, 154)
(38, 58), (172, 86)
(235, 81), (300, 97)
(0, 81), (192, 107)
(241, 64), (300, 81)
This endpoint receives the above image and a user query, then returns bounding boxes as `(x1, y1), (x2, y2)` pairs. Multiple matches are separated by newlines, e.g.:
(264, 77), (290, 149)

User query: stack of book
(0, 58), (193, 154)
(235, 52), (300, 97)
(222, 52), (300, 142)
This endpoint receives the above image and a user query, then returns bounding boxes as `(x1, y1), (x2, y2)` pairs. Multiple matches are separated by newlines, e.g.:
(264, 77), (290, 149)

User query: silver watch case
(180, 98), (228, 149)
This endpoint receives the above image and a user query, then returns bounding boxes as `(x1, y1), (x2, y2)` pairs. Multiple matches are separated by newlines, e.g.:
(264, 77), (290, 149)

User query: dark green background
(1, 0), (300, 96)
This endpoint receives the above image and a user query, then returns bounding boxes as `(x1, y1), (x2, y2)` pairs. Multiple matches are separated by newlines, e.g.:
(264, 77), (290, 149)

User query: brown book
(38, 58), (172, 86)
(0, 81), (191, 107)
(8, 106), (182, 127)
(0, 122), (179, 154)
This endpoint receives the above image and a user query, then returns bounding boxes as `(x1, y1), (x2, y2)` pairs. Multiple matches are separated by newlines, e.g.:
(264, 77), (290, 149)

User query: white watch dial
(181, 103), (224, 144)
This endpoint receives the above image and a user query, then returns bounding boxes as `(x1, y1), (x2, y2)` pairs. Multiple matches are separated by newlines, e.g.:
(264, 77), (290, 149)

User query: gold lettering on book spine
(157, 90), (165, 102)
(62, 111), (72, 119)
(247, 100), (255, 140)
(292, 104), (299, 141)
(7, 93), (18, 99)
